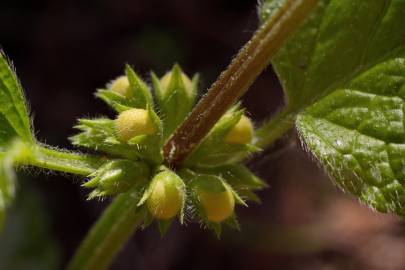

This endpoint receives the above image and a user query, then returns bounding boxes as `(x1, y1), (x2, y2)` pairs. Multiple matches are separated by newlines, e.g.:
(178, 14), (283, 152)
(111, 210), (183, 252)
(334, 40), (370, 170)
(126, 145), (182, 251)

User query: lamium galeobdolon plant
(2, 0), (405, 269)
(70, 64), (262, 233)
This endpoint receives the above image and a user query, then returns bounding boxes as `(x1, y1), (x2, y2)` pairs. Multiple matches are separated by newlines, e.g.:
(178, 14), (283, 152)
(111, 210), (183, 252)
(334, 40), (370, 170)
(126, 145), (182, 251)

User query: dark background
(1, 1), (405, 270)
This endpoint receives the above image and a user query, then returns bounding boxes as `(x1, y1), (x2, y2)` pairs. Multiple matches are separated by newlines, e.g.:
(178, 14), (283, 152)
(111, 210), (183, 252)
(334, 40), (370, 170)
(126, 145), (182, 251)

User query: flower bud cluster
(70, 64), (265, 236)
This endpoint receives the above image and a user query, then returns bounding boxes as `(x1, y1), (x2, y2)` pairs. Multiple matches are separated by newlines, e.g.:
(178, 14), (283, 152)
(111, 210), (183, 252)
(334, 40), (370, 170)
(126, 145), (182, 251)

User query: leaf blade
(0, 52), (32, 144)
(297, 53), (405, 214)
(259, 0), (405, 215)
(260, 0), (405, 110)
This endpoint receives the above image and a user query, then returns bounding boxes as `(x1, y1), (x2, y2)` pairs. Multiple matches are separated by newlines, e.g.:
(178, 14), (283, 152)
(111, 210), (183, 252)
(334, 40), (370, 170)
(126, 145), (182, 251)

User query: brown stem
(163, 0), (317, 168)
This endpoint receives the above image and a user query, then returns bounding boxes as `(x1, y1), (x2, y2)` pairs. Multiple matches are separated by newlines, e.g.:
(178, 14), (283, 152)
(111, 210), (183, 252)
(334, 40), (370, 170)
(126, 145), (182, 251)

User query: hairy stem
(26, 145), (105, 176)
(163, 0), (317, 168)
(67, 189), (143, 270)
(254, 107), (297, 149)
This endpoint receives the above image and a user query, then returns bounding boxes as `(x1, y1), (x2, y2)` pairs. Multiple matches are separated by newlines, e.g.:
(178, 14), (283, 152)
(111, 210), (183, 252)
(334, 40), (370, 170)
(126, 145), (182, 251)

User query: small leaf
(0, 52), (33, 144)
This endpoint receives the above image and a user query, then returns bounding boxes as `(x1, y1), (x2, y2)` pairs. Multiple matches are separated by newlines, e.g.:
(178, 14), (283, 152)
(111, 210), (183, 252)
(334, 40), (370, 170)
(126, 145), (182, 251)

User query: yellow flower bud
(146, 171), (185, 220)
(225, 115), (253, 144)
(115, 108), (157, 142)
(198, 186), (235, 223)
(110, 76), (131, 97)
(160, 71), (193, 97)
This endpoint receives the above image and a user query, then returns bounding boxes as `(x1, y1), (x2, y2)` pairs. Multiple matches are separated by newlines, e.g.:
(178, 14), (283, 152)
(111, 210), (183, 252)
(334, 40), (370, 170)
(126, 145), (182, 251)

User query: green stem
(26, 145), (105, 176)
(67, 189), (143, 270)
(163, 0), (317, 167)
(254, 108), (297, 149)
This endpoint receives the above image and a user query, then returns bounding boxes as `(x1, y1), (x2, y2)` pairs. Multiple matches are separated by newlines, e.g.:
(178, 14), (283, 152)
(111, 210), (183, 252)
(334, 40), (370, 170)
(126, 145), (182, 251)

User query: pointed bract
(153, 64), (198, 138)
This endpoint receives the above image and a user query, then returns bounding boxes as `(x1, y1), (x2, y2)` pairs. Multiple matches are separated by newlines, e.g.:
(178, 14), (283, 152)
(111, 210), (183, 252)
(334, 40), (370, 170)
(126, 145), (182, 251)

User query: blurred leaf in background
(0, 178), (61, 270)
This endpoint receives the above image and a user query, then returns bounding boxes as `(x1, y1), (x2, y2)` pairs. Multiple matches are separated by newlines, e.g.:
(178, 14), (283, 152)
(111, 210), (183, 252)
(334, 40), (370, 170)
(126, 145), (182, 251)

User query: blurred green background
(1, 0), (405, 269)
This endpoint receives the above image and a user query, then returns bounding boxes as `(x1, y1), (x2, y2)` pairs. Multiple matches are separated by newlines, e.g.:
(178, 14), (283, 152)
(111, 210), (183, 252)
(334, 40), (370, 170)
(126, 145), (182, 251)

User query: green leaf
(260, 0), (405, 110)
(0, 52), (33, 144)
(257, 0), (405, 214)
(0, 115), (17, 150)
(297, 54), (405, 214)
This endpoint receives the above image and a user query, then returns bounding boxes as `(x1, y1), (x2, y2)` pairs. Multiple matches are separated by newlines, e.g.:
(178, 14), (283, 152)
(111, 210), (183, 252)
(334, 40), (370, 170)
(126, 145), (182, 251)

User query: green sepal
(184, 109), (260, 168)
(190, 174), (246, 206)
(126, 106), (164, 165)
(70, 118), (139, 160)
(95, 90), (132, 113)
(189, 174), (227, 192)
(177, 168), (196, 184)
(201, 164), (266, 203)
(187, 173), (238, 236)
(202, 164), (267, 189)
(125, 65), (153, 108)
(224, 214), (241, 231)
(152, 64), (198, 139)
(226, 182), (247, 207)
(209, 222), (222, 239)
(139, 203), (177, 233)
(141, 207), (154, 229)
(204, 214), (242, 238)
(95, 65), (152, 112)
(141, 167), (186, 226)
(137, 186), (151, 208)
(83, 159), (150, 199)
(158, 219), (173, 237)
(70, 112), (163, 164)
